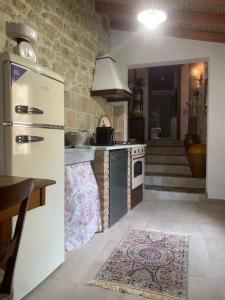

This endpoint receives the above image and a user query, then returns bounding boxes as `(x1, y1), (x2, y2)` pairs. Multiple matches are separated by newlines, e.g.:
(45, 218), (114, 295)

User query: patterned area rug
(89, 229), (189, 300)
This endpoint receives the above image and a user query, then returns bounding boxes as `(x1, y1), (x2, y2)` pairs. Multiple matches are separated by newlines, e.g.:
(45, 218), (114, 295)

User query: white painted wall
(110, 29), (225, 200)
(180, 65), (189, 139)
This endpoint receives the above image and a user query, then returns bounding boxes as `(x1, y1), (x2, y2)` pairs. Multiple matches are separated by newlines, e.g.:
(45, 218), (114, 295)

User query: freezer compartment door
(4, 125), (64, 300)
(3, 62), (64, 126)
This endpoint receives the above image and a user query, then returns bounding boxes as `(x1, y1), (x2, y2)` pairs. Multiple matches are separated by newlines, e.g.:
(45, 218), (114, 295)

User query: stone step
(145, 154), (188, 165)
(145, 163), (191, 175)
(146, 185), (206, 193)
(146, 146), (186, 156)
(147, 139), (184, 147)
(145, 172), (191, 178)
(145, 174), (206, 188)
(145, 185), (206, 202)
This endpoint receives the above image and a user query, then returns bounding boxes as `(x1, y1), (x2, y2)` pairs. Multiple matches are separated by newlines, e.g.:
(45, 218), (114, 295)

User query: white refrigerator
(0, 53), (65, 299)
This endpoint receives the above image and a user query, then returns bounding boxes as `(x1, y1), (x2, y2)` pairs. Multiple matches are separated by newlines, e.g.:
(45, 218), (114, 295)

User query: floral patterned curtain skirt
(65, 162), (102, 251)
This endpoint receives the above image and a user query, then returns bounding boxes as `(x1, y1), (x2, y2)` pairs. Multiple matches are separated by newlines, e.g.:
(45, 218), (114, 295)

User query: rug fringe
(134, 227), (191, 237)
(88, 280), (187, 300)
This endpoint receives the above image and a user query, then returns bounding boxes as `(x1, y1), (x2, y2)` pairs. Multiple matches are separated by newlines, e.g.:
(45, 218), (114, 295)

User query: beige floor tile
(216, 276), (225, 300)
(121, 294), (146, 300)
(24, 199), (225, 300)
(189, 277), (222, 300)
(23, 278), (76, 300)
(68, 284), (123, 300)
(189, 238), (215, 279)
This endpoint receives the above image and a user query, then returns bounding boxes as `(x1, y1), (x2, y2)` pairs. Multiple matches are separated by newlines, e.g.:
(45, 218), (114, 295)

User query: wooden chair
(0, 179), (34, 299)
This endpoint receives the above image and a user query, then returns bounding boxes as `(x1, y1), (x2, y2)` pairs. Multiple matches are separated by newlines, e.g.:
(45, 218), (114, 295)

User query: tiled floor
(24, 198), (225, 300)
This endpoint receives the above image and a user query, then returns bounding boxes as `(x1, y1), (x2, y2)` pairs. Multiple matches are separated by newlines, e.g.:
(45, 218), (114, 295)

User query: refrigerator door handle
(16, 135), (45, 144)
(15, 105), (44, 115)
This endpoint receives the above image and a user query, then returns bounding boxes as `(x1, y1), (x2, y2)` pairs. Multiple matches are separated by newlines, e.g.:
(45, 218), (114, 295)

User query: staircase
(145, 139), (206, 202)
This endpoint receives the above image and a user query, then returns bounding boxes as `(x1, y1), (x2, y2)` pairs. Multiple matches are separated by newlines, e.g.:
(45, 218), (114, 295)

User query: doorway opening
(128, 62), (208, 146)
(148, 65), (181, 140)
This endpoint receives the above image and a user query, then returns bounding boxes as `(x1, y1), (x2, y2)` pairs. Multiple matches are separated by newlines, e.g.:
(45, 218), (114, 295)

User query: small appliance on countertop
(95, 115), (115, 146)
(95, 116), (143, 147)
(96, 126), (115, 146)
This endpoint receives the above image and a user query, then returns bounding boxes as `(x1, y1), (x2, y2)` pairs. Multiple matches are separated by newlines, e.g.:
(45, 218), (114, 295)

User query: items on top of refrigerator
(5, 21), (38, 63)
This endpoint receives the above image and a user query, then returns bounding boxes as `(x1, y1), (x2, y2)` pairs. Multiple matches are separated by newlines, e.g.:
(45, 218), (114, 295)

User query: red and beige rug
(89, 229), (189, 300)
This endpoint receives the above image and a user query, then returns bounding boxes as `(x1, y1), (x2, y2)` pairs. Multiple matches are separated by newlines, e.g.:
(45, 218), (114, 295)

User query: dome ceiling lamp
(137, 4), (167, 30)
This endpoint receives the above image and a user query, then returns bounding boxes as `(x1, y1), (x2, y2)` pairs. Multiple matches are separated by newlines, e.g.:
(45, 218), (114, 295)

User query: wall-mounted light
(191, 67), (204, 97)
(137, 9), (167, 30)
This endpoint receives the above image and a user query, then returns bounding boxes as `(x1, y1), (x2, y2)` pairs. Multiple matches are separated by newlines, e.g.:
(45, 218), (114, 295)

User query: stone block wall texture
(112, 103), (126, 141)
(0, 0), (113, 132)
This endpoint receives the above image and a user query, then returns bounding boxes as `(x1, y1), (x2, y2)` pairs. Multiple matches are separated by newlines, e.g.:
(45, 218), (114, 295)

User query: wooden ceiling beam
(163, 27), (225, 44)
(207, 0), (225, 3)
(110, 19), (225, 44)
(169, 10), (225, 26)
(96, 1), (225, 27)
(195, 0), (225, 3)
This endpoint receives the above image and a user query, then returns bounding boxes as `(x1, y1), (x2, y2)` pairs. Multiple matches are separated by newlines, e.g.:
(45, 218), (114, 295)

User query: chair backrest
(0, 178), (34, 296)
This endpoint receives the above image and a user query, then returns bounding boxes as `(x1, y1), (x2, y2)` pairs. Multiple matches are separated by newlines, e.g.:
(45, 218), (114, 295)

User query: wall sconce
(192, 68), (203, 97)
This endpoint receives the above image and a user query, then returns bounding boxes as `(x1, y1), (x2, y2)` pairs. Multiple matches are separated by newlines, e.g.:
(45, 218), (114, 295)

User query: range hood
(91, 55), (132, 102)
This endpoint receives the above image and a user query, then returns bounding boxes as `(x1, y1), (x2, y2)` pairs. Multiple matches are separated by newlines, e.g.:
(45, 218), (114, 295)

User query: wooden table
(0, 175), (56, 248)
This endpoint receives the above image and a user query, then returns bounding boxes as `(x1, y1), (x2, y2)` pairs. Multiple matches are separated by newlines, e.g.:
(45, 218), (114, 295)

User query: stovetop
(114, 141), (137, 145)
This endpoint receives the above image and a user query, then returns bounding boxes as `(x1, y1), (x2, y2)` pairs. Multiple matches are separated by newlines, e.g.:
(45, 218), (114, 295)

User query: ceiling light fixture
(137, 9), (167, 30)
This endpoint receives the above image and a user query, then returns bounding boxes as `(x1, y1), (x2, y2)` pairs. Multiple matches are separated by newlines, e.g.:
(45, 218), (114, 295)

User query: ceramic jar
(187, 144), (206, 178)
(65, 130), (90, 146)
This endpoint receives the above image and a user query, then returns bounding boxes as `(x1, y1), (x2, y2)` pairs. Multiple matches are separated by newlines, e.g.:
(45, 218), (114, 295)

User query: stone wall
(0, 0), (113, 132)
(112, 102), (128, 141)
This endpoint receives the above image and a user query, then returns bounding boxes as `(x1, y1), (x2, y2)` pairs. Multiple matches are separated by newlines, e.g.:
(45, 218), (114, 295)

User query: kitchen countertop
(76, 144), (147, 151)
(65, 147), (96, 165)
